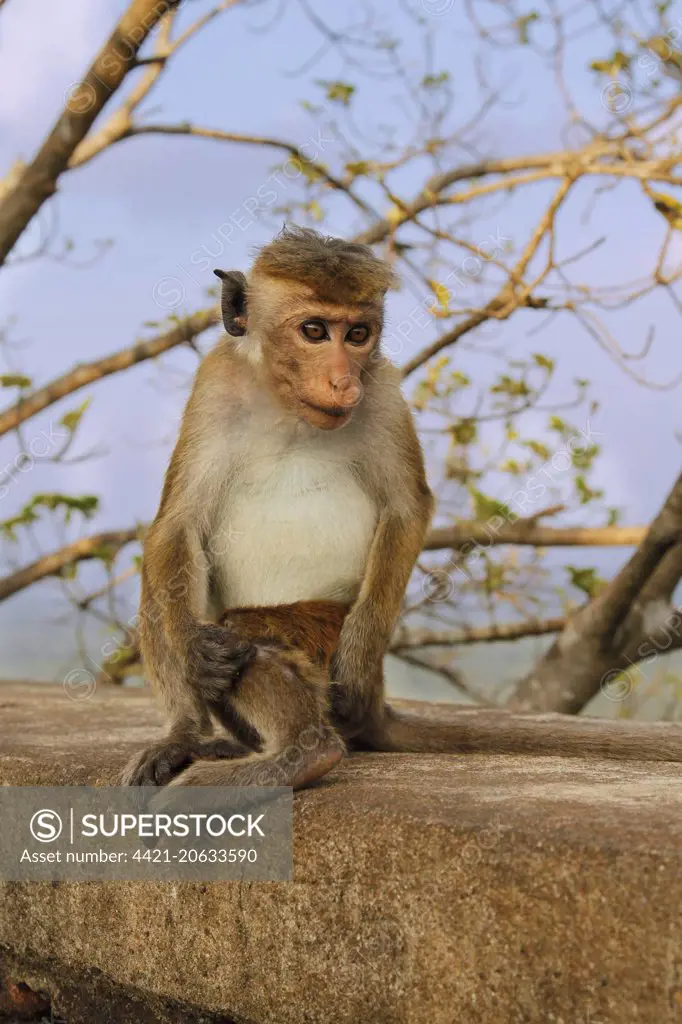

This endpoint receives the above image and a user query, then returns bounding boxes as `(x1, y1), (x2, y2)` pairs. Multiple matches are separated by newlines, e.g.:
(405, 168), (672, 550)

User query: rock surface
(0, 680), (681, 1024)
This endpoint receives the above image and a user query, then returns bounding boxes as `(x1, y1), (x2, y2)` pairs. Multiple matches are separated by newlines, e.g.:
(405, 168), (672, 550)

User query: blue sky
(1, 0), (681, 684)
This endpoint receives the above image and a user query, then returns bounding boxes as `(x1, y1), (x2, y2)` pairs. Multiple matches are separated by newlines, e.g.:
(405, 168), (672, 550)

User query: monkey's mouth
(301, 400), (350, 420)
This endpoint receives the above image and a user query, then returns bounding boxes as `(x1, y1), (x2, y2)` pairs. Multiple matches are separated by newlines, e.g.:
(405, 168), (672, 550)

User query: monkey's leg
(119, 638), (259, 786)
(352, 700), (682, 762)
(171, 646), (346, 789)
(168, 740), (344, 789)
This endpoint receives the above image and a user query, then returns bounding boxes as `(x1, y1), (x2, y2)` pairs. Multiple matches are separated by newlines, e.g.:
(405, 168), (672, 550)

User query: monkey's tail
(169, 734), (345, 789)
(358, 703), (682, 762)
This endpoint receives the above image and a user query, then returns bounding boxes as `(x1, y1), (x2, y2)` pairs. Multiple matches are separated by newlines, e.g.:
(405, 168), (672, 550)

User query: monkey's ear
(213, 269), (247, 337)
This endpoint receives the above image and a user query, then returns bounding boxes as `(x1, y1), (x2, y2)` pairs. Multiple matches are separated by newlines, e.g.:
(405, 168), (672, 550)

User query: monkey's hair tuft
(252, 225), (395, 303)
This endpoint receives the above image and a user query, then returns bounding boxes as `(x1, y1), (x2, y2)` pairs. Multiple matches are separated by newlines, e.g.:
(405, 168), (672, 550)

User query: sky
(0, 0), (681, 700)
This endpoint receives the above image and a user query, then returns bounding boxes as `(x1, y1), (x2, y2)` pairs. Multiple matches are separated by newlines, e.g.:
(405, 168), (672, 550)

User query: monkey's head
(214, 226), (395, 430)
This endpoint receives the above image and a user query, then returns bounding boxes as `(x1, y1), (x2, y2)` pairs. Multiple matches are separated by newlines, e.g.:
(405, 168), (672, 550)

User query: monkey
(120, 225), (682, 788)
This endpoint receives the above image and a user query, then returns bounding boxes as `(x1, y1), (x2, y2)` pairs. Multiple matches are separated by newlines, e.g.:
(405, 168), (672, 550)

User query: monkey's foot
(119, 737), (245, 787)
(290, 742), (344, 789)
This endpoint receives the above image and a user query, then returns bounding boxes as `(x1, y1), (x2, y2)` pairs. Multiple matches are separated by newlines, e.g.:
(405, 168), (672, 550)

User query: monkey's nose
(331, 374), (363, 408)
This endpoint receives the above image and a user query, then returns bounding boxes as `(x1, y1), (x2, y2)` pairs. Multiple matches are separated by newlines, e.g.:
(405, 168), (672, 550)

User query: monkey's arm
(120, 357), (258, 785)
(332, 408), (434, 734)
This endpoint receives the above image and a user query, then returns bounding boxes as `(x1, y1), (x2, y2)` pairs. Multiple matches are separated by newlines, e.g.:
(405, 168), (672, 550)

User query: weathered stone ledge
(1, 681), (681, 1023)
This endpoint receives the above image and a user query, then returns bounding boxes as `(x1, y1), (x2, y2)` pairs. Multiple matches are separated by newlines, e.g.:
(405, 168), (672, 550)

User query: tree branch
(114, 123), (377, 219)
(353, 147), (682, 250)
(67, 2), (243, 171)
(400, 178), (573, 378)
(0, 529), (141, 602)
(0, 516), (651, 605)
(424, 522), (647, 551)
(0, 308), (218, 437)
(391, 649), (491, 704)
(0, 0), (181, 267)
(392, 617), (565, 649)
(509, 471), (682, 714)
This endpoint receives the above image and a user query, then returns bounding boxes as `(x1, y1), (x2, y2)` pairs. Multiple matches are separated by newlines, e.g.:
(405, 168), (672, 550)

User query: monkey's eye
(346, 325), (370, 346)
(300, 320), (328, 342)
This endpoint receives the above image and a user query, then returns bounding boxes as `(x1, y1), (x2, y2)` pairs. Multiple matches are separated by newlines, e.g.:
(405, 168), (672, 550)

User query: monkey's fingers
(193, 624), (257, 684)
(119, 740), (198, 787)
(119, 736), (247, 787)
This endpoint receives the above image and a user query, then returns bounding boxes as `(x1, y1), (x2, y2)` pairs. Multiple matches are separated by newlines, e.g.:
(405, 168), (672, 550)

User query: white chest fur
(212, 436), (377, 608)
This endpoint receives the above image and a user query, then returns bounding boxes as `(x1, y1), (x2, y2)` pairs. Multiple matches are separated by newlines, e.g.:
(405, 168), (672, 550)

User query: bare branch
(0, 308), (218, 437)
(0, 0), (182, 267)
(353, 149), (682, 250)
(392, 617), (565, 648)
(391, 649), (491, 705)
(68, 2), (243, 171)
(120, 123), (377, 218)
(0, 529), (141, 603)
(424, 523), (647, 552)
(400, 178), (573, 378)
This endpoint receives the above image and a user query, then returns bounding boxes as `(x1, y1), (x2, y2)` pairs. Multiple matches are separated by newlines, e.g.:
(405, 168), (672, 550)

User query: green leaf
(590, 50), (631, 75)
(532, 353), (555, 373)
(484, 562), (507, 593)
(451, 371), (471, 389)
(571, 443), (599, 471)
(500, 458), (528, 475)
(470, 487), (509, 522)
(316, 80), (355, 106)
(565, 565), (605, 598)
(421, 71), (450, 89)
(575, 475), (604, 505)
(60, 398), (91, 434)
(294, 158), (325, 184)
(307, 199), (324, 222)
(515, 10), (539, 44)
(491, 374), (531, 398)
(1, 493), (100, 540)
(411, 380), (432, 412)
(449, 419), (477, 445)
(0, 374), (32, 388)
(522, 439), (550, 460)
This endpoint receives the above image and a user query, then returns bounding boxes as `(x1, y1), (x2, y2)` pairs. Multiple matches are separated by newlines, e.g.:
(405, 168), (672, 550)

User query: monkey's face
(214, 261), (387, 431)
(265, 302), (382, 431)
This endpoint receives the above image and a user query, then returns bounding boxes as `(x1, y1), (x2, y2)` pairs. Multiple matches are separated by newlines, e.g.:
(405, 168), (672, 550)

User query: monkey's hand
(119, 736), (246, 787)
(191, 622), (257, 699)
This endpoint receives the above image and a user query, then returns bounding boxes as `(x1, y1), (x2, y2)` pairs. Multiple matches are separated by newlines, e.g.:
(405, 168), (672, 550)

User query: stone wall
(1, 681), (681, 1023)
